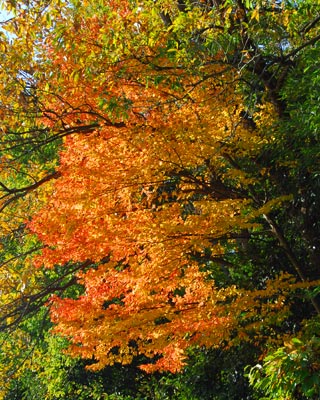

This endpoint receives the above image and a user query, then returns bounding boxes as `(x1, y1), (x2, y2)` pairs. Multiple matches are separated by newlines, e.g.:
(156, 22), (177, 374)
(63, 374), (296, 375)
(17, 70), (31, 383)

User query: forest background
(0, 0), (319, 399)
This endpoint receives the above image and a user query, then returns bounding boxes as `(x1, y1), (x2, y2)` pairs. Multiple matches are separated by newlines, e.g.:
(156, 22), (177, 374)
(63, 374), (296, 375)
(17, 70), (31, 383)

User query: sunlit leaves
(25, 0), (318, 371)
(1, 0), (320, 390)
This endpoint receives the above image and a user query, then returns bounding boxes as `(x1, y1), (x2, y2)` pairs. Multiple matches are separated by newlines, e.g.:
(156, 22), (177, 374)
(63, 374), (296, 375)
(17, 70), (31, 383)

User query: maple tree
(25, 0), (320, 371)
(0, 0), (320, 397)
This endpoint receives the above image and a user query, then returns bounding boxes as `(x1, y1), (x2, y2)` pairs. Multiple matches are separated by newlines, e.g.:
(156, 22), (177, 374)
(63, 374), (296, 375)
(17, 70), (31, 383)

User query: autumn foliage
(1, 0), (320, 383)
(23, 0), (318, 373)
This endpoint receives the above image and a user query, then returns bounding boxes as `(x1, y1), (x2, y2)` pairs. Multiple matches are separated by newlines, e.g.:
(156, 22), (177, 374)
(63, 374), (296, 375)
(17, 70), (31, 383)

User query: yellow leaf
(251, 7), (260, 22)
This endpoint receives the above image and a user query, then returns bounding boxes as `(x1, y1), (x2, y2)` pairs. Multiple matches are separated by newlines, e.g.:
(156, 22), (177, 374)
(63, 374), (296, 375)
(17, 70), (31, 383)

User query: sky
(0, 2), (13, 39)
(0, 1), (12, 21)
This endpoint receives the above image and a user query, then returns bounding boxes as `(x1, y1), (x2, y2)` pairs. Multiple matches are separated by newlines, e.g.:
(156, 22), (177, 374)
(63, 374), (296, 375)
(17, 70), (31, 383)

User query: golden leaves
(18, 0), (311, 373)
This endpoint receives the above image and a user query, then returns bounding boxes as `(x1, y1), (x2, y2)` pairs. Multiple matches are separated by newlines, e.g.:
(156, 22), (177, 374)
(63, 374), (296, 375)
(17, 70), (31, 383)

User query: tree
(22, 0), (319, 371)
(0, 0), (319, 395)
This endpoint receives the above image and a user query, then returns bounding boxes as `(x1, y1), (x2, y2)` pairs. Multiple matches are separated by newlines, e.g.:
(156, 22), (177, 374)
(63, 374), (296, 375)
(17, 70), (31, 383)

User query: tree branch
(263, 214), (320, 315)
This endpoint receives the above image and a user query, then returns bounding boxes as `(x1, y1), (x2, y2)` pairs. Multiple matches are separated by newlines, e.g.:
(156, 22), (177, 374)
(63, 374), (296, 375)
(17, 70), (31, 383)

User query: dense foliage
(0, 0), (319, 398)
